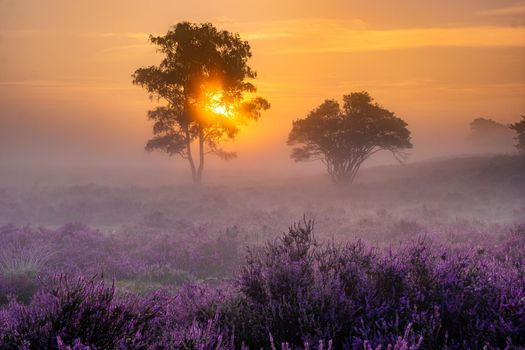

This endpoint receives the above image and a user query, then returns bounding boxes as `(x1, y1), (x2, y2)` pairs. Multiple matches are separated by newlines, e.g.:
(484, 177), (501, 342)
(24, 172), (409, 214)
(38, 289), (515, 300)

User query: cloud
(275, 26), (525, 54)
(84, 32), (152, 40)
(0, 29), (151, 41)
(0, 79), (136, 93)
(202, 18), (525, 53)
(98, 44), (153, 53)
(2, 20), (524, 58)
(0, 80), (69, 88)
(224, 18), (368, 41)
(242, 31), (293, 40)
(477, 1), (525, 16)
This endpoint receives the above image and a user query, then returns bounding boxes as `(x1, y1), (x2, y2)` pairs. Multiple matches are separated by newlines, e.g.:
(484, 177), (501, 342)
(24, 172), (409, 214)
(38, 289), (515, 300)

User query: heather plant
(0, 223), (242, 294)
(0, 273), (39, 306)
(231, 220), (417, 348)
(227, 221), (525, 349)
(157, 315), (233, 349)
(1, 222), (524, 349)
(0, 275), (159, 349)
(0, 274), (425, 350)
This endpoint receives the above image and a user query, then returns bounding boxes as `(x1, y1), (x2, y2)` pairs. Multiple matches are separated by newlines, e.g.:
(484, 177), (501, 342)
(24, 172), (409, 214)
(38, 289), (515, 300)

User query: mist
(1, 1), (525, 349)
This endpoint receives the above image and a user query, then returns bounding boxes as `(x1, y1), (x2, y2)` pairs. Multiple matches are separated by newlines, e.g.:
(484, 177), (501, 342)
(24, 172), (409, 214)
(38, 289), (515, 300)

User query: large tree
(288, 92), (412, 185)
(133, 22), (270, 184)
(510, 115), (525, 154)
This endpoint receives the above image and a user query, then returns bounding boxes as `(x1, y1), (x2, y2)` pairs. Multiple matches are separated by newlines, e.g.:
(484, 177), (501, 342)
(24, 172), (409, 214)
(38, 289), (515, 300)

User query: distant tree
(287, 92), (412, 185)
(133, 22), (270, 184)
(468, 117), (515, 154)
(510, 115), (525, 154)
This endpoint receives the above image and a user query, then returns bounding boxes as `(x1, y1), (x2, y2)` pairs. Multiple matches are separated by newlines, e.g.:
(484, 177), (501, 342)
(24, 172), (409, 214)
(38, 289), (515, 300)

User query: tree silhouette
(510, 115), (525, 154)
(468, 117), (515, 154)
(133, 22), (270, 184)
(288, 92), (412, 185)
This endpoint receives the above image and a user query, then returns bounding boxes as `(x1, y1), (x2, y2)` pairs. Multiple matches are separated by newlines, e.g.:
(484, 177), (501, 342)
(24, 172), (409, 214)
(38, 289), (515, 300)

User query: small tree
(468, 117), (516, 154)
(133, 22), (270, 184)
(287, 92), (412, 185)
(510, 115), (525, 154)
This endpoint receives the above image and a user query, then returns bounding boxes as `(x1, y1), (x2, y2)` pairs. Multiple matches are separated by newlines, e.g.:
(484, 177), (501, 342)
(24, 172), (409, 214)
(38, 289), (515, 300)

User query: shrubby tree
(287, 92), (412, 185)
(510, 115), (525, 154)
(468, 117), (516, 154)
(133, 22), (270, 184)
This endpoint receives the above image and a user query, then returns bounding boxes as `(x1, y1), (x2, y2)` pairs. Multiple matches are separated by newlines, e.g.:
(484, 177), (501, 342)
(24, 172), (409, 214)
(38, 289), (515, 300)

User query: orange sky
(1, 0), (524, 177)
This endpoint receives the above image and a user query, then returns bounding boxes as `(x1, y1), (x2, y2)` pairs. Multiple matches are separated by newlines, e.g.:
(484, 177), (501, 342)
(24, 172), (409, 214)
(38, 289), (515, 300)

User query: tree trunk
(332, 173), (351, 186)
(195, 130), (205, 185)
(330, 159), (363, 186)
(185, 127), (198, 184)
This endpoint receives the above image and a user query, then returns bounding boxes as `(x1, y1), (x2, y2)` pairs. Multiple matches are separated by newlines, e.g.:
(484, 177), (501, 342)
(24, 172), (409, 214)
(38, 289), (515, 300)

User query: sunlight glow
(206, 91), (235, 118)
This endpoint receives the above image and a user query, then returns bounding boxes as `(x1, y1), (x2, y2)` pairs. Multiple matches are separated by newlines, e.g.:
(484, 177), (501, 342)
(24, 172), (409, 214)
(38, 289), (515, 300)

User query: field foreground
(0, 156), (524, 349)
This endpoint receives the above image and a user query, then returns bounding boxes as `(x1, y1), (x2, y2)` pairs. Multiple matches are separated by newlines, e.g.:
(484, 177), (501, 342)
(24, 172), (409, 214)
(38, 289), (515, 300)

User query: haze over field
(1, 2), (525, 349)
(1, 0), (525, 184)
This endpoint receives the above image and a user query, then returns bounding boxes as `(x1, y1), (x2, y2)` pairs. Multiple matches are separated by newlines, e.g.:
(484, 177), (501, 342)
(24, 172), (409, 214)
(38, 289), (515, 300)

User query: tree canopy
(468, 117), (516, 154)
(288, 92), (412, 185)
(133, 22), (270, 184)
(510, 115), (525, 154)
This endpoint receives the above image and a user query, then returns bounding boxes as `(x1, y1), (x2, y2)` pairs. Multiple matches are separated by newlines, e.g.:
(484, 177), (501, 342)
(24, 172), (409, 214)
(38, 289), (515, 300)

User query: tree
(133, 22), (270, 184)
(468, 117), (515, 154)
(287, 92), (412, 185)
(510, 115), (525, 154)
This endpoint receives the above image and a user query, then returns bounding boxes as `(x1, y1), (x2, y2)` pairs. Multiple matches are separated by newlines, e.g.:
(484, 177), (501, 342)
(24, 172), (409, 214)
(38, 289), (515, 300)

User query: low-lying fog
(2, 155), (523, 244)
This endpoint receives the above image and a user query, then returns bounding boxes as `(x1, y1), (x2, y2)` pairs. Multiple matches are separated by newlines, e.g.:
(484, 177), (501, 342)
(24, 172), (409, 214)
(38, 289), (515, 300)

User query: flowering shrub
(0, 275), (159, 349)
(0, 221), (524, 349)
(0, 223), (242, 302)
(229, 221), (525, 348)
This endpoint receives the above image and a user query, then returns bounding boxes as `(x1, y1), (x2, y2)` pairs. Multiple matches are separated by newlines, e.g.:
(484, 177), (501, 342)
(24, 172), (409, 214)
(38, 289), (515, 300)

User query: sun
(205, 90), (234, 118)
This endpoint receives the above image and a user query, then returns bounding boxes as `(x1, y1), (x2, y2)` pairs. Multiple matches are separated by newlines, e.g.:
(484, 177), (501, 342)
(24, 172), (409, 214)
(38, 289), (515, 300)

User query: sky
(0, 0), (524, 182)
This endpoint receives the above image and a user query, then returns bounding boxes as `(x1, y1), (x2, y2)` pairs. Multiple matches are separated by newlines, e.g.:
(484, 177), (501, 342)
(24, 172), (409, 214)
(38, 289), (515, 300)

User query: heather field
(0, 156), (524, 349)
(3, 1), (525, 348)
